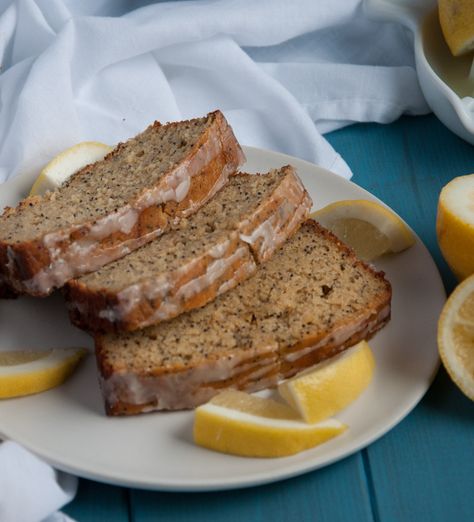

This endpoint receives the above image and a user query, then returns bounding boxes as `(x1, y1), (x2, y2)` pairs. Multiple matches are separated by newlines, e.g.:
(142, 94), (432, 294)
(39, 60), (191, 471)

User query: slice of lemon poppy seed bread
(95, 220), (391, 416)
(64, 166), (311, 333)
(0, 111), (243, 296)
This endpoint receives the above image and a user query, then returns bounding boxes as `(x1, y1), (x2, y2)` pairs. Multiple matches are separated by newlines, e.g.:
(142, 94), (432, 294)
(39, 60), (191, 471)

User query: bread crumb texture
(99, 221), (390, 374)
(0, 117), (208, 243)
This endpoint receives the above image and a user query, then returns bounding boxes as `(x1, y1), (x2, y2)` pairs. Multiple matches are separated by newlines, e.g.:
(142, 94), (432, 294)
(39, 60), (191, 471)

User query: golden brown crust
(0, 111), (244, 297)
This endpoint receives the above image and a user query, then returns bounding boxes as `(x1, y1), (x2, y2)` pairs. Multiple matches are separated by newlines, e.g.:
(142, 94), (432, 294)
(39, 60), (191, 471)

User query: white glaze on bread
(65, 166), (311, 333)
(99, 344), (278, 412)
(98, 303), (389, 414)
(1, 111), (244, 296)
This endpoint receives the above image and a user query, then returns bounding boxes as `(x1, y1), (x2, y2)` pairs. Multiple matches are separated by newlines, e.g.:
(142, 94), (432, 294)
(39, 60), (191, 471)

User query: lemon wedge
(29, 141), (112, 196)
(438, 0), (474, 57)
(0, 348), (87, 399)
(437, 174), (474, 280)
(311, 199), (415, 261)
(438, 273), (474, 400)
(278, 341), (375, 424)
(193, 389), (346, 458)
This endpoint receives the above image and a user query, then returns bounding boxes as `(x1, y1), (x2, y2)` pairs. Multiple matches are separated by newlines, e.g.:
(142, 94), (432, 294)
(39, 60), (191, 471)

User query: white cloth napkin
(0, 0), (430, 185)
(0, 441), (77, 522)
(0, 0), (430, 520)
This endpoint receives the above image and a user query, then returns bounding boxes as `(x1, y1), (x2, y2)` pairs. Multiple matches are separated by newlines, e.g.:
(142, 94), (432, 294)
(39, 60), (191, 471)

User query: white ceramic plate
(0, 146), (445, 491)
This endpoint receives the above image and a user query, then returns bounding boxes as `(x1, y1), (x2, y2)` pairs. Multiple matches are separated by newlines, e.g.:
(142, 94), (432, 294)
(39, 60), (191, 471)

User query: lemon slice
(29, 141), (112, 196)
(0, 348), (87, 399)
(438, 0), (474, 56)
(437, 174), (474, 280)
(438, 273), (474, 400)
(193, 389), (346, 458)
(278, 341), (375, 424)
(311, 199), (415, 261)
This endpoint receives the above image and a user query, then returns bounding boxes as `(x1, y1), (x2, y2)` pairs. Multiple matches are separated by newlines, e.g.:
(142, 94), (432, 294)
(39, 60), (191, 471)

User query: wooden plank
(363, 369), (474, 521)
(327, 114), (474, 521)
(130, 454), (374, 522)
(64, 480), (130, 521)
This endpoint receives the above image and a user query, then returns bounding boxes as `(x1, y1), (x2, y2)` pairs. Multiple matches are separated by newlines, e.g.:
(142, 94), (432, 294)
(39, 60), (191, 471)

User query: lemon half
(29, 141), (112, 196)
(0, 348), (87, 399)
(438, 0), (474, 57)
(437, 174), (474, 280)
(278, 341), (375, 424)
(438, 274), (474, 400)
(193, 389), (346, 458)
(311, 200), (415, 261)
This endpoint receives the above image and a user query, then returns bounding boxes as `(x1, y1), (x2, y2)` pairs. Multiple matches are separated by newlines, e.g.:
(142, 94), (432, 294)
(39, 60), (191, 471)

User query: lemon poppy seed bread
(0, 111), (244, 296)
(96, 220), (391, 416)
(64, 166), (311, 333)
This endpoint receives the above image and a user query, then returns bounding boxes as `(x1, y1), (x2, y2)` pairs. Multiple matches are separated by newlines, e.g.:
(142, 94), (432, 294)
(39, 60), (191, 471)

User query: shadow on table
(422, 366), (473, 423)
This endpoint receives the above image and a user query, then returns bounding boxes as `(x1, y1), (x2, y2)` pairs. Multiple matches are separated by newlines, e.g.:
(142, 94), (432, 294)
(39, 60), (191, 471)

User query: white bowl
(364, 0), (474, 144)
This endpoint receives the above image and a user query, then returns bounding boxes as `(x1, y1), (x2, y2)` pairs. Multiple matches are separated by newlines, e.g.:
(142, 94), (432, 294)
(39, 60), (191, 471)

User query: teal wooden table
(64, 114), (474, 522)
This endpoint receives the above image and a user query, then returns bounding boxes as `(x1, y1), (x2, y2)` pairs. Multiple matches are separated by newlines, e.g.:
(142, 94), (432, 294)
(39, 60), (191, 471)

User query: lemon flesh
(29, 141), (112, 196)
(278, 341), (375, 424)
(194, 390), (346, 458)
(311, 200), (415, 261)
(0, 348), (87, 399)
(437, 173), (474, 280)
(438, 0), (474, 57)
(438, 274), (474, 400)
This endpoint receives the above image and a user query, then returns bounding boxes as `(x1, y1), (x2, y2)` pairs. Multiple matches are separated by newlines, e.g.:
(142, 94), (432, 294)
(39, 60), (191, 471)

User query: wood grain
(129, 455), (374, 522)
(64, 481), (130, 521)
(328, 114), (474, 522)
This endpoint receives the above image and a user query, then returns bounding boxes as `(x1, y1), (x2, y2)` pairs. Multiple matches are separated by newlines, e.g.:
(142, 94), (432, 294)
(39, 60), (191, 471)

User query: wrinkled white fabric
(0, 441), (77, 522)
(0, 0), (430, 520)
(0, 0), (429, 185)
